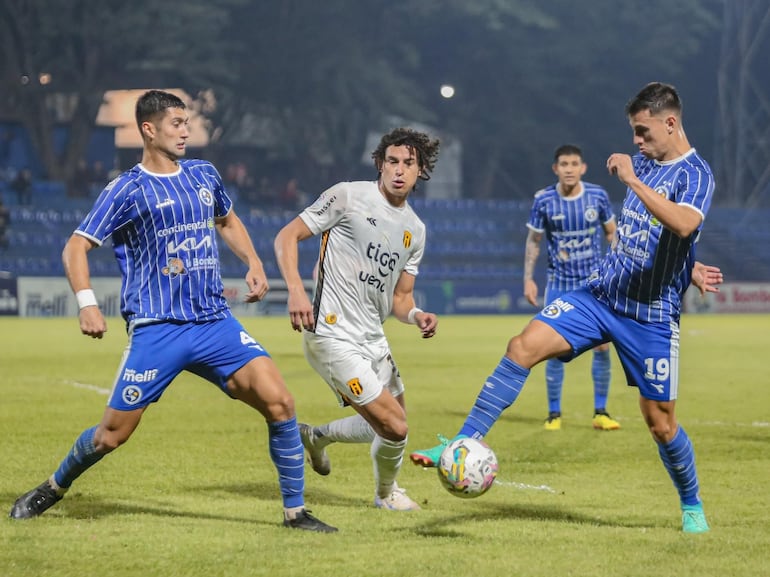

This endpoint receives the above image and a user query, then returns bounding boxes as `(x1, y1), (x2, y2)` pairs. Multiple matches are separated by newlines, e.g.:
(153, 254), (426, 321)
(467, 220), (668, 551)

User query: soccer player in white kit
(274, 127), (440, 510)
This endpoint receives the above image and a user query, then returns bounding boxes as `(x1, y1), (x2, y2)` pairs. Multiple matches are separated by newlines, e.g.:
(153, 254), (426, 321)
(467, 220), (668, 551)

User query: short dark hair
(553, 144), (583, 163)
(625, 82), (682, 117)
(135, 90), (186, 131)
(372, 127), (440, 181)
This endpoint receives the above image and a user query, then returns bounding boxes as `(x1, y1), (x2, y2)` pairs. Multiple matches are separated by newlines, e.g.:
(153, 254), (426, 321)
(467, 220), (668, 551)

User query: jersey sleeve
(202, 162), (232, 217)
(598, 188), (615, 224)
(75, 175), (136, 245)
(403, 223), (426, 276)
(677, 163), (714, 221)
(299, 182), (350, 234)
(526, 190), (546, 233)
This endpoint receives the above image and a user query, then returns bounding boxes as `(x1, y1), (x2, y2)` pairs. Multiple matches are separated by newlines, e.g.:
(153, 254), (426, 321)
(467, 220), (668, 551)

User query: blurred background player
(411, 82), (718, 533)
(9, 90), (336, 533)
(524, 144), (618, 431)
(274, 127), (440, 511)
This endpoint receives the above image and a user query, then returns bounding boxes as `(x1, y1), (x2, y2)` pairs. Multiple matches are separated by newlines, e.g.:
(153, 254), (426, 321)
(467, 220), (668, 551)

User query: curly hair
(371, 127), (440, 181)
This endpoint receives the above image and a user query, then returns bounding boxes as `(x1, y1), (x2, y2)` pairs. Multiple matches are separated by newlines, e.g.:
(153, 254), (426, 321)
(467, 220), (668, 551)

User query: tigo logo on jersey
(121, 385), (143, 405)
(541, 298), (575, 319)
(403, 231), (412, 248)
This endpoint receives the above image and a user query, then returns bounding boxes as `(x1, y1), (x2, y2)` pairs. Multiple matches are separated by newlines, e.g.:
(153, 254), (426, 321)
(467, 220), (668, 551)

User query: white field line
(63, 379), (110, 396)
(493, 479), (559, 493)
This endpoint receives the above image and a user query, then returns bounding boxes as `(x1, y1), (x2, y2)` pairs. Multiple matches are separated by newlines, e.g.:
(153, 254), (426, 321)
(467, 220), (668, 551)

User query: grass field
(1, 314), (768, 577)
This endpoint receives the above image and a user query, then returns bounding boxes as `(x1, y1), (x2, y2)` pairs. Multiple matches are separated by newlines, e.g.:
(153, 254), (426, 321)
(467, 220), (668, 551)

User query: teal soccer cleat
(409, 434), (467, 468)
(681, 503), (710, 534)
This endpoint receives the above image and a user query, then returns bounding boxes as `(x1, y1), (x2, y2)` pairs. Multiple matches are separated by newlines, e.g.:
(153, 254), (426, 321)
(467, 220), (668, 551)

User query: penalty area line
(494, 479), (559, 494)
(63, 379), (110, 396)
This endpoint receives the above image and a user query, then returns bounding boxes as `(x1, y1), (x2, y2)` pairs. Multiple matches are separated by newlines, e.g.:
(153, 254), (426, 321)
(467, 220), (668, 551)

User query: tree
(0, 0), (243, 184)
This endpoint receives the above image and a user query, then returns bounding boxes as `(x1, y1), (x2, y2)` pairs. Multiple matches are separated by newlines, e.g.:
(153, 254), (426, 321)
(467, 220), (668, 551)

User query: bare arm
(274, 216), (315, 332)
(523, 229), (542, 306)
(606, 153), (702, 238)
(215, 209), (268, 302)
(62, 233), (107, 338)
(392, 271), (437, 339)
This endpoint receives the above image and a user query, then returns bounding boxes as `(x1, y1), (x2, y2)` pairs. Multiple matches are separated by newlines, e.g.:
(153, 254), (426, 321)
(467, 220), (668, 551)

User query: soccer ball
(437, 437), (498, 498)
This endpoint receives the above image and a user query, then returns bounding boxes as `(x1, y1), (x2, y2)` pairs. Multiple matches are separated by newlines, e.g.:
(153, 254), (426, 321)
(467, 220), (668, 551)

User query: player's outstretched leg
(410, 356), (530, 467)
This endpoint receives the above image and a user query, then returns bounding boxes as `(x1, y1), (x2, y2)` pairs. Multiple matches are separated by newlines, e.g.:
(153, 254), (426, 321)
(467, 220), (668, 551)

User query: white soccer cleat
(299, 423), (331, 476)
(374, 485), (421, 511)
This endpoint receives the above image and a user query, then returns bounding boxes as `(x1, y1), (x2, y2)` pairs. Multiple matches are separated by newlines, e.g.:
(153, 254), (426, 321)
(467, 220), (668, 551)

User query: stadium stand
(0, 183), (767, 284)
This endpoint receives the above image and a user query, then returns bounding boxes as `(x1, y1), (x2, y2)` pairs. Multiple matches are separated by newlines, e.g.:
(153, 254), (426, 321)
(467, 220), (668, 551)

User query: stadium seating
(0, 190), (767, 283)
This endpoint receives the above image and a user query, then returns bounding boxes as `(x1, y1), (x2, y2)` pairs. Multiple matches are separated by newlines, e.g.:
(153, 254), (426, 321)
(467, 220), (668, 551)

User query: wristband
(75, 289), (98, 310)
(407, 307), (423, 325)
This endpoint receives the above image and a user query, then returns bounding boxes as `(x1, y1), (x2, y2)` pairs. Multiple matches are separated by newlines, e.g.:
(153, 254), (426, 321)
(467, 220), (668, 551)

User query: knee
(93, 428), (128, 454)
(378, 418), (408, 443)
(648, 421), (676, 444)
(263, 392), (296, 422)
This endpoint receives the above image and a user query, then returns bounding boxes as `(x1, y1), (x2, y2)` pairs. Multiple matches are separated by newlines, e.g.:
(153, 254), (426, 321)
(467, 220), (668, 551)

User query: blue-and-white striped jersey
(587, 149), (714, 323)
(75, 160), (234, 323)
(526, 182), (614, 291)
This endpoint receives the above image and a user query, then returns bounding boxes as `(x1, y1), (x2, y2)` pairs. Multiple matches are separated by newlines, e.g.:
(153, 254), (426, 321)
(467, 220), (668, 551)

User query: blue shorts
(108, 317), (270, 410)
(535, 287), (680, 401)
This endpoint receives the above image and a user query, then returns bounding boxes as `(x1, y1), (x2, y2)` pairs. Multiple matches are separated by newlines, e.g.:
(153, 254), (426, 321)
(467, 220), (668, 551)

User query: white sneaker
(299, 423), (331, 476)
(374, 485), (421, 511)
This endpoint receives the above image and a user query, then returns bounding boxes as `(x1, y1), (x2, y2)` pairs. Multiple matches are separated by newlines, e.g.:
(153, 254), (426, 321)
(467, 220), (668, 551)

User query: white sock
(317, 414), (375, 445)
(371, 435), (406, 498)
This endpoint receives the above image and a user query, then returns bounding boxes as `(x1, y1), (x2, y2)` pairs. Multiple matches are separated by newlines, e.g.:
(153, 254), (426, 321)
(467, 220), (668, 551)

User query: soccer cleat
(592, 411), (621, 431)
(298, 423), (331, 476)
(9, 481), (62, 519)
(544, 412), (562, 431)
(681, 503), (710, 534)
(409, 434), (466, 468)
(374, 485), (421, 511)
(283, 509), (338, 532)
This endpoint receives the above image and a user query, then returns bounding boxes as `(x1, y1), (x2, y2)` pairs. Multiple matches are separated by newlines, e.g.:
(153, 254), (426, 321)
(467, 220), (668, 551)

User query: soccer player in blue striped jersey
(411, 82), (719, 533)
(9, 90), (336, 532)
(524, 144), (619, 431)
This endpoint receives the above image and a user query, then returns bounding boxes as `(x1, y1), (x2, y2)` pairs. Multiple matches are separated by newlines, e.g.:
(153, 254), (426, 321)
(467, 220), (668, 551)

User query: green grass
(1, 314), (768, 577)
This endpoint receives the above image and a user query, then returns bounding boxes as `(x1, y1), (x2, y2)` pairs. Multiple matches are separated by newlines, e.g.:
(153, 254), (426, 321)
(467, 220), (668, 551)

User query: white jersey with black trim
(300, 180), (425, 343)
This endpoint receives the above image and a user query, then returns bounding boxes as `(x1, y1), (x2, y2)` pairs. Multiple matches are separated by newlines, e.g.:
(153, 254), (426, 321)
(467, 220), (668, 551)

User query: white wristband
(75, 289), (98, 310)
(407, 307), (423, 325)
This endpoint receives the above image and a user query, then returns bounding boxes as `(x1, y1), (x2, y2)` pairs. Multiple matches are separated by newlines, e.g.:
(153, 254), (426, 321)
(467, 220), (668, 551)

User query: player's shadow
(0, 480), (362, 525)
(409, 502), (659, 537)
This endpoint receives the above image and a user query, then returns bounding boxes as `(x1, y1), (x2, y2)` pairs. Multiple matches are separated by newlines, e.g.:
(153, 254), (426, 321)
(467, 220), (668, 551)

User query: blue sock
(657, 426), (701, 506)
(460, 357), (529, 438)
(53, 426), (105, 489)
(592, 349), (611, 411)
(268, 417), (305, 509)
(545, 359), (564, 414)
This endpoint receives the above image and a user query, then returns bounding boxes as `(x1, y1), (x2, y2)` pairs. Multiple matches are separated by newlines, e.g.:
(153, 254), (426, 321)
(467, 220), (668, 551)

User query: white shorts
(302, 332), (405, 407)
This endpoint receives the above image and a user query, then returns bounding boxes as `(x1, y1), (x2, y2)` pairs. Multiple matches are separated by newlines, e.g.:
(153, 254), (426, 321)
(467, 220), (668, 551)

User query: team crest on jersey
(584, 207), (598, 222)
(121, 385), (143, 405)
(162, 258), (187, 278)
(403, 231), (412, 248)
(198, 187), (214, 206)
(541, 298), (574, 319)
(347, 378), (363, 397)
